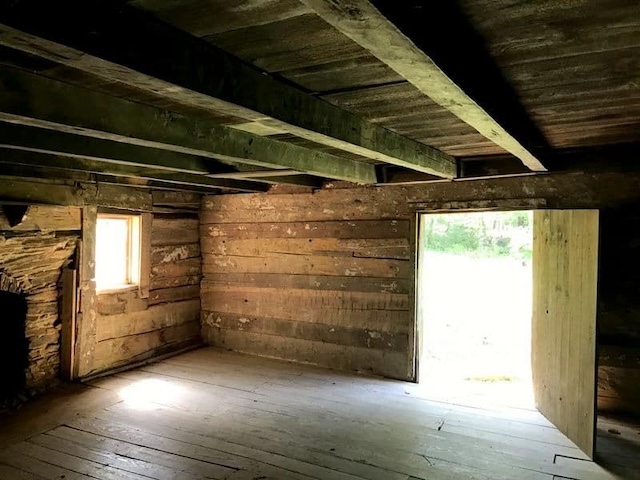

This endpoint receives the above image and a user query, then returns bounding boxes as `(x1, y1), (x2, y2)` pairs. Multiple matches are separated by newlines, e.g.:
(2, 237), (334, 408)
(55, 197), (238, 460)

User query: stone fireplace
(0, 219), (79, 402)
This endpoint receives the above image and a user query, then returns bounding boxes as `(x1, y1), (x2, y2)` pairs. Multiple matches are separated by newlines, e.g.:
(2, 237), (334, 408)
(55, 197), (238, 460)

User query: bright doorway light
(417, 211), (534, 409)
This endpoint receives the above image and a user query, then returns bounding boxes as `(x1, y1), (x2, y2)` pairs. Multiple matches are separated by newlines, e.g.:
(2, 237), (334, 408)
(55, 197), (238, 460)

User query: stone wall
(0, 205), (80, 390)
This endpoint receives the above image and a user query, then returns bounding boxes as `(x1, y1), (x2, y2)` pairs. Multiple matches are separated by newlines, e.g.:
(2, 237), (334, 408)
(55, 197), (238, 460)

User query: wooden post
(74, 206), (97, 378)
(138, 212), (152, 299)
(60, 268), (77, 380)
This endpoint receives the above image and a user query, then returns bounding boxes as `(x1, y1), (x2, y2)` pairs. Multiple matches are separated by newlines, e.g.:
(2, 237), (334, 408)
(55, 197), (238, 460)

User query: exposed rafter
(0, 67), (377, 184)
(301, 0), (548, 172)
(0, 149), (269, 193)
(0, 1), (457, 178)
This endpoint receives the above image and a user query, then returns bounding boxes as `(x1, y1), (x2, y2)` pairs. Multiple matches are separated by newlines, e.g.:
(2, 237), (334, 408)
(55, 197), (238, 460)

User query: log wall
(0, 205), (79, 390)
(200, 188), (416, 380)
(202, 171), (640, 416)
(92, 203), (202, 373)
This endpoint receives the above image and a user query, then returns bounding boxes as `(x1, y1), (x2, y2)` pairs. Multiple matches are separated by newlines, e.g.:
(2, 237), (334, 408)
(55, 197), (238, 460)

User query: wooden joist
(301, 0), (547, 172)
(0, 67), (377, 184)
(0, 7), (456, 178)
(0, 149), (269, 193)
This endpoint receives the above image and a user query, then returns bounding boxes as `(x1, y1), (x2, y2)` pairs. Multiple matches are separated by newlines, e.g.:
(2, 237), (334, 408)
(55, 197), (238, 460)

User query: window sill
(96, 285), (139, 296)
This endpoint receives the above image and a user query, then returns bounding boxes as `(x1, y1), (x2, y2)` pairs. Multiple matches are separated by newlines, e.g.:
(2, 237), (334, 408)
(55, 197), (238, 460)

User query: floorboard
(0, 347), (638, 480)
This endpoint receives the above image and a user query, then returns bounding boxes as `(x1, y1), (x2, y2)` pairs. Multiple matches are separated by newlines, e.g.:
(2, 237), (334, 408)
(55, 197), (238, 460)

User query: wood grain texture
(0, 205), (80, 231)
(458, 0), (640, 149)
(201, 189), (414, 380)
(89, 199), (202, 376)
(0, 348), (636, 480)
(532, 209), (599, 458)
(59, 268), (77, 381)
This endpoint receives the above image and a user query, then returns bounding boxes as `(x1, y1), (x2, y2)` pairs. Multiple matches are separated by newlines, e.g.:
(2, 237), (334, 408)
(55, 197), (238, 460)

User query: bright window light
(96, 214), (141, 291)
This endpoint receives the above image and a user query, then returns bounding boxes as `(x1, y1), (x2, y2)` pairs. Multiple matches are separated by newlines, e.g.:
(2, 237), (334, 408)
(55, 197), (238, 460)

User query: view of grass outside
(418, 211), (535, 408)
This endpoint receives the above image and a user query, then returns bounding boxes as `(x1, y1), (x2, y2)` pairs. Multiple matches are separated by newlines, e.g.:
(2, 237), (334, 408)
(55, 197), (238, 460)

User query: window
(95, 214), (141, 291)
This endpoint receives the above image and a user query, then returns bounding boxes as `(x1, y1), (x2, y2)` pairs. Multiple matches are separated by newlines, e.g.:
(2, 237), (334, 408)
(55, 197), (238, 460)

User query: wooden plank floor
(1, 348), (639, 479)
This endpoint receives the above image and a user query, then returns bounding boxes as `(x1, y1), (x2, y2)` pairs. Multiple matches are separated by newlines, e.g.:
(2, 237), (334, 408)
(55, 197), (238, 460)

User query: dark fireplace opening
(0, 291), (28, 405)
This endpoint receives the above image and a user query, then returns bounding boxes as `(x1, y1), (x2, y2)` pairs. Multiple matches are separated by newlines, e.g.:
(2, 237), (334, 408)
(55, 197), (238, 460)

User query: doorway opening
(417, 211), (534, 409)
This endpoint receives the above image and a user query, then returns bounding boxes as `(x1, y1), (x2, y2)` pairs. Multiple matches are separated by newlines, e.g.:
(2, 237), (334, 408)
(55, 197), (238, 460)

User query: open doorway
(417, 211), (534, 409)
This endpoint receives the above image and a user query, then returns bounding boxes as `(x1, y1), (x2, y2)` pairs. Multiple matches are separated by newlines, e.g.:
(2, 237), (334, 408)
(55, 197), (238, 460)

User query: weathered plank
(0, 148), (268, 193)
(151, 258), (201, 279)
(96, 290), (148, 317)
(203, 253), (409, 278)
(150, 275), (201, 290)
(300, 0), (546, 171)
(152, 191), (201, 207)
(75, 206), (97, 378)
(0, 205), (81, 231)
(202, 312), (408, 353)
(200, 187), (411, 223)
(532, 209), (599, 458)
(149, 285), (201, 306)
(0, 66), (377, 184)
(60, 268), (77, 381)
(152, 218), (200, 246)
(151, 243), (201, 265)
(0, 15), (456, 177)
(201, 285), (410, 312)
(138, 212), (152, 299)
(93, 321), (201, 372)
(94, 185), (153, 211)
(201, 237), (410, 259)
(96, 299), (200, 342)
(202, 330), (410, 380)
(202, 220), (410, 239)
(201, 292), (411, 334)
(202, 273), (411, 294)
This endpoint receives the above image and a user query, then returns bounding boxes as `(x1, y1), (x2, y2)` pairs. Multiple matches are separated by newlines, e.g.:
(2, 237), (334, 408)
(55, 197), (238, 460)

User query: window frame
(95, 212), (142, 293)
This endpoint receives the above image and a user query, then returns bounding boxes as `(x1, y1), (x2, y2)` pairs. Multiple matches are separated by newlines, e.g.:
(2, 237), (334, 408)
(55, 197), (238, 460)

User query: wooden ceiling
(0, 0), (637, 193)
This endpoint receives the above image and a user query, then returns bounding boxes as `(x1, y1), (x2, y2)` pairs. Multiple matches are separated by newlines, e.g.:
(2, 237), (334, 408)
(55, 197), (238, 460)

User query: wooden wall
(92, 201), (202, 374)
(597, 206), (640, 418)
(200, 188), (416, 380)
(202, 172), (640, 417)
(0, 205), (79, 390)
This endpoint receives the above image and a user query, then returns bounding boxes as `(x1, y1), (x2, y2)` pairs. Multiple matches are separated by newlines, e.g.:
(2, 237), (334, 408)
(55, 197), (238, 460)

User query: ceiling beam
(0, 67), (377, 184)
(0, 123), (235, 175)
(0, 2), (456, 178)
(301, 0), (548, 172)
(0, 149), (269, 193)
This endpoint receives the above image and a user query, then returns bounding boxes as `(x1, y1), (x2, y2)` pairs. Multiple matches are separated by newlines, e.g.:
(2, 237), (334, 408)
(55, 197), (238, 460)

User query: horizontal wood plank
(203, 253), (409, 278)
(96, 299), (200, 341)
(151, 218), (200, 246)
(201, 237), (410, 259)
(202, 312), (409, 352)
(149, 285), (200, 306)
(93, 321), (201, 372)
(203, 330), (410, 380)
(201, 189), (412, 223)
(202, 273), (411, 294)
(151, 243), (201, 265)
(151, 258), (202, 279)
(150, 275), (201, 290)
(201, 220), (410, 239)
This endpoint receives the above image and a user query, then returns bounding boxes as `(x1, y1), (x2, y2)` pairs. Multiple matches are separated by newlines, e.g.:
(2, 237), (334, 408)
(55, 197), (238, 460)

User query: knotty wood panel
(532, 209), (599, 458)
(200, 189), (414, 380)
